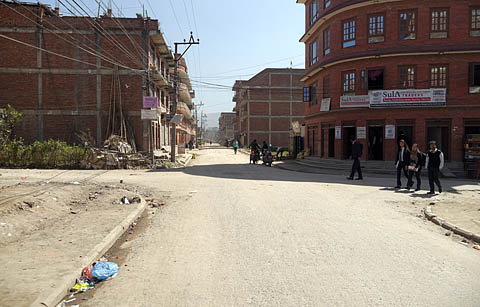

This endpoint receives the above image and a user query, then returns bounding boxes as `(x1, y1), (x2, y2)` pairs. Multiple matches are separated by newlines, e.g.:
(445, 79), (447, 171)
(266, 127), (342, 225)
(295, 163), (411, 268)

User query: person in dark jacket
(347, 137), (363, 180)
(425, 140), (444, 194)
(406, 144), (424, 191)
(395, 139), (410, 189)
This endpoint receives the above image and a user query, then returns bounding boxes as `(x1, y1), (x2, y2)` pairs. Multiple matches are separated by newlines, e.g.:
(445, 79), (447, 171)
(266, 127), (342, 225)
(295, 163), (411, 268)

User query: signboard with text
(369, 88), (446, 107)
(143, 96), (158, 109)
(340, 95), (370, 108)
(335, 126), (342, 140)
(357, 127), (366, 139)
(385, 125), (395, 139)
(320, 98), (331, 112)
(141, 109), (158, 120)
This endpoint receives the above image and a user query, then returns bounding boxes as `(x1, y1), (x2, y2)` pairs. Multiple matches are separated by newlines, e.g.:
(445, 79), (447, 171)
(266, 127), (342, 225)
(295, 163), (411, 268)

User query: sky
(41, 0), (306, 126)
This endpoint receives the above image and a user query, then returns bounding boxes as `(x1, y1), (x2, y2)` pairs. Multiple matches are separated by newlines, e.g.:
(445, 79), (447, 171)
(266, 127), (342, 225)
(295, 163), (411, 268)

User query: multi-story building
(0, 1), (196, 151)
(175, 56), (196, 147)
(232, 68), (305, 147)
(297, 0), (480, 165)
(218, 112), (236, 143)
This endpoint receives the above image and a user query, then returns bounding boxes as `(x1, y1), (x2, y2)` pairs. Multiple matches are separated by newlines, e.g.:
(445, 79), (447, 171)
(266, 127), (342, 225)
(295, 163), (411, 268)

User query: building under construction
(0, 0), (196, 152)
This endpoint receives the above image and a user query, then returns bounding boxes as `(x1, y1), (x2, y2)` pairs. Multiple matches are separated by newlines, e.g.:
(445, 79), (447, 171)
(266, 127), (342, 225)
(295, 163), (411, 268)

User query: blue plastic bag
(91, 262), (119, 280)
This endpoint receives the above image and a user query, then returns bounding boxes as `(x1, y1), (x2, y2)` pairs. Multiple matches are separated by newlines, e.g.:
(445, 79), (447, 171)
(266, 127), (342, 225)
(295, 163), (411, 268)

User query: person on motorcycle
(249, 139), (259, 151)
(261, 141), (269, 153)
(249, 139), (260, 164)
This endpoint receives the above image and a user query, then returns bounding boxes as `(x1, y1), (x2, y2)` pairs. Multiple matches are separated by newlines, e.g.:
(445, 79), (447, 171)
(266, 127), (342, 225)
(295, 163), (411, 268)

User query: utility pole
(171, 32), (199, 162)
(194, 101), (204, 148)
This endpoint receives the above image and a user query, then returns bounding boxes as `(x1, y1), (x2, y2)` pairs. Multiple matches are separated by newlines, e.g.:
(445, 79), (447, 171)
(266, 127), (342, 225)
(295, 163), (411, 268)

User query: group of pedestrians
(348, 138), (444, 195)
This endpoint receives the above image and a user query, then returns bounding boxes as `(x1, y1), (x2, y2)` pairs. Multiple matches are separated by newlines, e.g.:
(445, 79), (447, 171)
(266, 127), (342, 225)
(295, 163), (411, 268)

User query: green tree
(0, 105), (23, 144)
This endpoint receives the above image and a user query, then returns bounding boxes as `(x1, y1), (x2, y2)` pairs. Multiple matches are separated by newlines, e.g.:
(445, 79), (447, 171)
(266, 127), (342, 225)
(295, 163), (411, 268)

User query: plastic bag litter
(71, 282), (94, 292)
(91, 262), (119, 280)
(81, 264), (93, 279)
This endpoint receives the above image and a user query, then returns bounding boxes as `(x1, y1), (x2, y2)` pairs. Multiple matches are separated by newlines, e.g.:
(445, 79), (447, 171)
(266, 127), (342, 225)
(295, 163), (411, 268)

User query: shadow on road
(149, 163), (479, 197)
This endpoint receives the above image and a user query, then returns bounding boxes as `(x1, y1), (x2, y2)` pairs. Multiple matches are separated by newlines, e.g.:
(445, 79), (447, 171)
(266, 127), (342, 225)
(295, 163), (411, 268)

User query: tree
(0, 105), (23, 144)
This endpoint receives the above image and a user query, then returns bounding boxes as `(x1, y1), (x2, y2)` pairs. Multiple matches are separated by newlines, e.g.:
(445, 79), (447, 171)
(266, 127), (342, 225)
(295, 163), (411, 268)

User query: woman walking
(407, 144), (424, 191)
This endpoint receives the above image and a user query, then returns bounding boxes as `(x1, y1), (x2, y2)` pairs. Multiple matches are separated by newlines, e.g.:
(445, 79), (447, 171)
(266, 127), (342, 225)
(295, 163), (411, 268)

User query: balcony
(151, 69), (168, 87)
(177, 101), (192, 120)
(178, 65), (192, 90)
(179, 83), (193, 107)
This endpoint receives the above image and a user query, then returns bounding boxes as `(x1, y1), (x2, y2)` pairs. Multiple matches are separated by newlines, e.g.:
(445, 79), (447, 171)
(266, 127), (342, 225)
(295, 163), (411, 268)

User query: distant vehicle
(250, 149), (260, 164)
(262, 147), (273, 167)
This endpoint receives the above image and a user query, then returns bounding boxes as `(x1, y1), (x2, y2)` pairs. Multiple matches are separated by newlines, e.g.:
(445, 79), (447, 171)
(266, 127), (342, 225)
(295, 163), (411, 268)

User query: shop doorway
(328, 128), (335, 158)
(307, 126), (317, 156)
(427, 126), (450, 160)
(343, 127), (356, 159)
(368, 126), (383, 160)
(397, 126), (413, 149)
(321, 128), (326, 157)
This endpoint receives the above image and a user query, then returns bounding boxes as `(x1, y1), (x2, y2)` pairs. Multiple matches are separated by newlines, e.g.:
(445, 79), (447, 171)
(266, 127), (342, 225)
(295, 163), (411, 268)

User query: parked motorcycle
(262, 148), (273, 167)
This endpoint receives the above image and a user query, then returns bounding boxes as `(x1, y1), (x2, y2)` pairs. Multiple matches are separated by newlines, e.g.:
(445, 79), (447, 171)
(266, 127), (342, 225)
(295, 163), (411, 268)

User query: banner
(143, 96), (158, 109)
(340, 95), (370, 108)
(369, 88), (446, 107)
(320, 98), (331, 112)
(356, 127), (366, 139)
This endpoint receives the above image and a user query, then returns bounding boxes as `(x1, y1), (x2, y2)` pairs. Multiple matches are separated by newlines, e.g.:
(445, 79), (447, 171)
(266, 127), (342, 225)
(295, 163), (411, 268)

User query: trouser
(407, 169), (421, 189)
(350, 158), (362, 178)
(234, 147), (238, 154)
(428, 168), (442, 192)
(397, 165), (408, 186)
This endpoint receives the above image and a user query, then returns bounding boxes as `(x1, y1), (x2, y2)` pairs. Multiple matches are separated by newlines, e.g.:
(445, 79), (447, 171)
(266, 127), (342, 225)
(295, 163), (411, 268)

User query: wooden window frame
(309, 0), (319, 25)
(367, 13), (385, 39)
(323, 75), (330, 98)
(323, 28), (331, 55)
(367, 67), (385, 91)
(430, 64), (448, 88)
(310, 85), (318, 106)
(398, 65), (417, 89)
(309, 40), (318, 66)
(342, 70), (356, 94)
(471, 7), (480, 30)
(303, 87), (311, 102)
(430, 8), (449, 39)
(469, 62), (480, 94)
(398, 9), (417, 40)
(342, 18), (356, 48)
(324, 0), (331, 9)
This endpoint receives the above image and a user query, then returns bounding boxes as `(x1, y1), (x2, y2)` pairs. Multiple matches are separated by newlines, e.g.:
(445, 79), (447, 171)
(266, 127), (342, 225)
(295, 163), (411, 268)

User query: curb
(33, 199), (148, 307)
(424, 205), (480, 244)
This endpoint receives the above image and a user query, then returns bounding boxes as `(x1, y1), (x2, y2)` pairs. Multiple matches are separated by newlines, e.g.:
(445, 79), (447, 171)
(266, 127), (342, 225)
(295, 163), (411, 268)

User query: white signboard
(141, 109), (158, 120)
(357, 127), (366, 140)
(385, 125), (396, 140)
(340, 95), (370, 108)
(320, 98), (331, 112)
(335, 126), (342, 140)
(370, 88), (446, 107)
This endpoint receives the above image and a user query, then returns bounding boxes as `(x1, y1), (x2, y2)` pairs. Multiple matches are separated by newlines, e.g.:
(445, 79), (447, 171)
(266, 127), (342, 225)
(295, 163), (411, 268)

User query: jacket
(408, 151), (423, 170)
(351, 141), (363, 159)
(426, 149), (444, 170)
(396, 147), (410, 168)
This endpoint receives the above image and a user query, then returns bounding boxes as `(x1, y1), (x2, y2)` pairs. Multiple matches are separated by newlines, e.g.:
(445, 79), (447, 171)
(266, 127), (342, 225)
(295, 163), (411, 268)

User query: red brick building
(298, 0), (480, 166)
(232, 68), (305, 147)
(218, 112), (235, 143)
(0, 1), (196, 151)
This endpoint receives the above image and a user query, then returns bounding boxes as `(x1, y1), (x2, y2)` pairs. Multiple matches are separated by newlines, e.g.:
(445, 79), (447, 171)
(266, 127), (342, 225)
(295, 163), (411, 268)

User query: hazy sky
(41, 0), (305, 125)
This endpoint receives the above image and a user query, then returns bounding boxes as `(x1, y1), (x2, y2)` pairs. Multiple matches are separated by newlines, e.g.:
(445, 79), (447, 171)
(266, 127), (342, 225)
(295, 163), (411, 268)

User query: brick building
(218, 112), (235, 143)
(298, 0), (480, 166)
(0, 1), (196, 152)
(232, 68), (305, 147)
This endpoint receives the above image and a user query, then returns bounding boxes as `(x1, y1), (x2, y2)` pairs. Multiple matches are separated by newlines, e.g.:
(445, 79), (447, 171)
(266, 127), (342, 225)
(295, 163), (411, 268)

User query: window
(303, 87), (311, 102)
(343, 19), (356, 48)
(323, 76), (330, 98)
(430, 65), (448, 88)
(398, 66), (416, 88)
(469, 63), (480, 93)
(430, 8), (448, 38)
(368, 69), (385, 90)
(324, 0), (331, 9)
(399, 10), (417, 40)
(323, 28), (330, 55)
(310, 85), (318, 106)
(471, 7), (480, 36)
(342, 71), (356, 94)
(310, 0), (319, 25)
(309, 40), (318, 66)
(368, 13), (385, 43)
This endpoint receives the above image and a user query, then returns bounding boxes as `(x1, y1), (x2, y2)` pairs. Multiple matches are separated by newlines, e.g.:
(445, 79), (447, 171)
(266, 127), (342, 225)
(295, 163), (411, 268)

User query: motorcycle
(262, 148), (273, 167)
(250, 148), (260, 164)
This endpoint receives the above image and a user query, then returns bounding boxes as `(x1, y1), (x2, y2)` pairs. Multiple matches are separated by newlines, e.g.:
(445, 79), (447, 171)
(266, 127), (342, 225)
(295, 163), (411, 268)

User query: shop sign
(369, 88), (446, 107)
(320, 98), (331, 112)
(141, 109), (158, 120)
(385, 125), (395, 139)
(143, 96), (158, 109)
(335, 126), (342, 140)
(357, 127), (366, 140)
(340, 95), (370, 108)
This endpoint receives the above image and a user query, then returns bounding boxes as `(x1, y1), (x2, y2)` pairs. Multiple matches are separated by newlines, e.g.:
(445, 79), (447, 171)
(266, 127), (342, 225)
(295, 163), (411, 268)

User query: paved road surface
(84, 148), (480, 307)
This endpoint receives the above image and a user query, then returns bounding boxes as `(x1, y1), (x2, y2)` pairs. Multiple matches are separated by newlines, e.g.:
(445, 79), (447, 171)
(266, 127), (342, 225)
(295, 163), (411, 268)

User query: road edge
(424, 205), (480, 243)
(32, 199), (148, 307)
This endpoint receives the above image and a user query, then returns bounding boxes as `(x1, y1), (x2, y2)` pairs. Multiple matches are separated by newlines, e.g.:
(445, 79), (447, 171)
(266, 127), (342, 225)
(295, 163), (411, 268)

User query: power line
(168, 0), (185, 36)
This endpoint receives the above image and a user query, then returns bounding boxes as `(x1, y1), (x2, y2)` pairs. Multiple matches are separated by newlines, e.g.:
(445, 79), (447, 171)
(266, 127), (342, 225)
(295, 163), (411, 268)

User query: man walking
(426, 140), (444, 194)
(395, 139), (410, 189)
(232, 139), (239, 154)
(347, 137), (363, 180)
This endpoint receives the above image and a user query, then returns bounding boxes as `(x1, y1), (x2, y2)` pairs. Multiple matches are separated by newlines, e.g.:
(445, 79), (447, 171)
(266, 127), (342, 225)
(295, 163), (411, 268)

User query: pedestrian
(347, 137), (363, 180)
(406, 143), (424, 191)
(233, 139), (239, 154)
(395, 139), (410, 189)
(426, 140), (444, 194)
